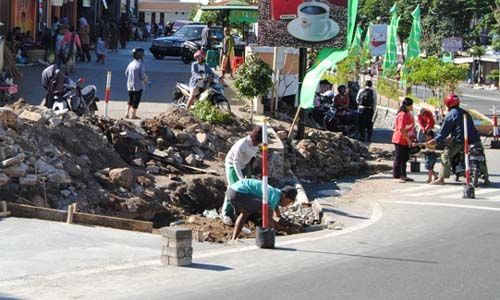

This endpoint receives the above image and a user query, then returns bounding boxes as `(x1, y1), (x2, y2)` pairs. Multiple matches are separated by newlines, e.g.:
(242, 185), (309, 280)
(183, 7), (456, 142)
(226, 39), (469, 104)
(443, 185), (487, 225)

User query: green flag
(360, 24), (372, 66)
(406, 5), (422, 60)
(383, 4), (399, 76)
(350, 26), (363, 56)
(300, 0), (359, 109)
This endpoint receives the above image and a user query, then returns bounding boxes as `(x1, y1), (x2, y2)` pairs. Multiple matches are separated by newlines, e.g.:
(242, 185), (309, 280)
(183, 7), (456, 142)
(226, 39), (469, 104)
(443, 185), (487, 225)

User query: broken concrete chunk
(109, 168), (134, 189)
(4, 167), (27, 177)
(195, 133), (208, 146)
(35, 159), (56, 174)
(47, 169), (67, 184)
(18, 111), (43, 123)
(0, 108), (18, 127)
(184, 154), (197, 167)
(60, 189), (72, 197)
(48, 117), (63, 127)
(1, 153), (25, 168)
(0, 173), (10, 186)
(146, 165), (160, 175)
(132, 158), (144, 167)
(19, 174), (38, 186)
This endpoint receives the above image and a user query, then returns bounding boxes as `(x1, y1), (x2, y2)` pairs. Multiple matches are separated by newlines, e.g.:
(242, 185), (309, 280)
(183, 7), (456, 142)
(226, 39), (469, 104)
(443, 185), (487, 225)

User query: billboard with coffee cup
(259, 0), (348, 48)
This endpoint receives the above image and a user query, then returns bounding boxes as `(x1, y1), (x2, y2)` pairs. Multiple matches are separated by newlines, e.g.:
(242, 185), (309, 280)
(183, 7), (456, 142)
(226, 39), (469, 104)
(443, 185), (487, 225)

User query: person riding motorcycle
(41, 64), (69, 109)
(185, 50), (214, 109)
(427, 93), (490, 185)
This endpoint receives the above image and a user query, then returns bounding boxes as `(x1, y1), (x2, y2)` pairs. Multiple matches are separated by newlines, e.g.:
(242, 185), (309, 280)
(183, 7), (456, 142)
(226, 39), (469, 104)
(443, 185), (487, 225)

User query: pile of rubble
(282, 128), (371, 182)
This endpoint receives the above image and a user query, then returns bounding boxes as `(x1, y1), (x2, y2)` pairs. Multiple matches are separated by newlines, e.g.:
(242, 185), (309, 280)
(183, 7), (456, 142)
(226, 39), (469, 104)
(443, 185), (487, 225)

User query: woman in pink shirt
(391, 98), (416, 182)
(63, 25), (81, 74)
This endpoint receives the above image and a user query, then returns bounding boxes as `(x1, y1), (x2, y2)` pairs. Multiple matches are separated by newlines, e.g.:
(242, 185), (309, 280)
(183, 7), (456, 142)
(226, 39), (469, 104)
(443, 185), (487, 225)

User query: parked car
(150, 24), (223, 60)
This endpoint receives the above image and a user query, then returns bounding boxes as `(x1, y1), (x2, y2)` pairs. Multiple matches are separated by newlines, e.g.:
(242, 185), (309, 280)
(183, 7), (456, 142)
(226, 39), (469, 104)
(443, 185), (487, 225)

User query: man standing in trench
(221, 126), (263, 225)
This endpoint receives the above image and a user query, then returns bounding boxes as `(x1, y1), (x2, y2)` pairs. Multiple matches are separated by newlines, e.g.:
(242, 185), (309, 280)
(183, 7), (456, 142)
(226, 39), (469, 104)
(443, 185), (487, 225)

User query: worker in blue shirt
(428, 94), (489, 185)
(227, 179), (297, 240)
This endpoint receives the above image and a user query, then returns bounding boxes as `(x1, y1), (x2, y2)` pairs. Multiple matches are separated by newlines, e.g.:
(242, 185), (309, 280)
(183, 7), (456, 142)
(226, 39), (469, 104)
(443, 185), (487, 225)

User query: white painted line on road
(461, 94), (500, 102)
(441, 187), (498, 199)
(382, 200), (500, 211)
(412, 186), (460, 197)
(394, 185), (436, 194)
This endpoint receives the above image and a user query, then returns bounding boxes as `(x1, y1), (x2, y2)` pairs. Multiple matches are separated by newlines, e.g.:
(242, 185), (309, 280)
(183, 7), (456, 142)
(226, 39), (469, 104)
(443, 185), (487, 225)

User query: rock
(195, 133), (208, 146)
(19, 174), (38, 186)
(62, 111), (79, 127)
(132, 158), (144, 167)
(153, 149), (169, 158)
(35, 159), (56, 174)
(186, 123), (201, 133)
(217, 152), (226, 160)
(60, 189), (72, 197)
(94, 172), (115, 189)
(4, 167), (26, 177)
(0, 173), (10, 186)
(184, 154), (197, 167)
(109, 168), (134, 189)
(137, 176), (152, 187)
(0, 108), (18, 127)
(1, 153), (25, 168)
(146, 165), (160, 174)
(175, 132), (192, 144)
(48, 117), (63, 127)
(64, 161), (83, 178)
(187, 216), (197, 224)
(172, 152), (183, 164)
(47, 169), (67, 184)
(19, 111), (43, 123)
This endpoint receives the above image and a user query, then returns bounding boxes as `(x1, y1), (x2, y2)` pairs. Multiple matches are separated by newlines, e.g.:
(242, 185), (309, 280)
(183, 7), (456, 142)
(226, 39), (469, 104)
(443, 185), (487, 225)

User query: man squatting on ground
(227, 179), (297, 240)
(221, 126), (263, 225)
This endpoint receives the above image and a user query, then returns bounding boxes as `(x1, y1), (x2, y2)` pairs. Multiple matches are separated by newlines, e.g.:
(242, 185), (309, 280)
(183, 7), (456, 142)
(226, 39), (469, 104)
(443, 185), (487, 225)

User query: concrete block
(163, 237), (192, 248)
(160, 226), (192, 240)
(168, 256), (192, 267)
(162, 246), (193, 258)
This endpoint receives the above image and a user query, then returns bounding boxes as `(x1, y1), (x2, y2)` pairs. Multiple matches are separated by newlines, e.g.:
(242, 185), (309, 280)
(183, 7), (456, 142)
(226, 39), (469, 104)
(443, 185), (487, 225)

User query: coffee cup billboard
(370, 24), (388, 56)
(259, 0), (348, 48)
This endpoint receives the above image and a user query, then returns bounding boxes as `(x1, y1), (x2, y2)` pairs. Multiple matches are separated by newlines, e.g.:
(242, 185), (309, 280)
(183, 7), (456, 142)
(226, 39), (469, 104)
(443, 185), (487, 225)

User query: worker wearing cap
(221, 126), (263, 225)
(228, 178), (297, 240)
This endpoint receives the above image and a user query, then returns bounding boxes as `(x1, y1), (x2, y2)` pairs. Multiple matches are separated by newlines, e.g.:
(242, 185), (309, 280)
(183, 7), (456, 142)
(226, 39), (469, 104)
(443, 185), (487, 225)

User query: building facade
(138, 0), (196, 25)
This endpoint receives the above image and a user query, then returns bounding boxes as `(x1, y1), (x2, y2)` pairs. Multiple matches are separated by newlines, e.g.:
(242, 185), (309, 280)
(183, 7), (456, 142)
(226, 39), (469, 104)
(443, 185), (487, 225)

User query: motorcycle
(181, 40), (200, 65)
(43, 77), (99, 116)
(173, 72), (231, 112)
(311, 92), (359, 138)
(451, 144), (486, 187)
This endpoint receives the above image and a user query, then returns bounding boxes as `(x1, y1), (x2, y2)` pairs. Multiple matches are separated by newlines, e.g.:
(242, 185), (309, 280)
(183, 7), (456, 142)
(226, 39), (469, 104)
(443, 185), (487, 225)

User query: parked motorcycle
(451, 144), (486, 187)
(173, 72), (231, 112)
(181, 40), (200, 65)
(43, 77), (99, 116)
(311, 92), (359, 138)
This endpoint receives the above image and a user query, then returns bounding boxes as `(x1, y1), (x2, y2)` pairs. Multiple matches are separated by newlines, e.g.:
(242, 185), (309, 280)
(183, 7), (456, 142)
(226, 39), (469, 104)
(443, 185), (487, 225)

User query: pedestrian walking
(200, 21), (212, 51)
(63, 26), (81, 74)
(95, 37), (106, 63)
(391, 97), (416, 183)
(356, 80), (378, 142)
(228, 179), (297, 240)
(54, 24), (67, 69)
(125, 48), (146, 119)
(109, 22), (119, 52)
(220, 27), (235, 80)
(78, 18), (92, 62)
(221, 126), (263, 225)
(119, 18), (130, 49)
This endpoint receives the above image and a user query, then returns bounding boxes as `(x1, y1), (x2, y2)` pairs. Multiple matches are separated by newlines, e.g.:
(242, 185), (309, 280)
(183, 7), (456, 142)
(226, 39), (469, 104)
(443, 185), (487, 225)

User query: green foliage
(426, 97), (442, 107)
(234, 55), (273, 99)
(405, 57), (467, 93)
(327, 49), (360, 85)
(486, 69), (500, 81)
(493, 39), (500, 52)
(188, 2), (224, 24)
(469, 45), (486, 58)
(190, 100), (232, 125)
(376, 77), (402, 101)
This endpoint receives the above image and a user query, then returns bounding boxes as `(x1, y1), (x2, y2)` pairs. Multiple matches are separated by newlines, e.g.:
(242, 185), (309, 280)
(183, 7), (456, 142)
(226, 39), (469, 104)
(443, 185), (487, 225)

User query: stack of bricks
(160, 226), (193, 267)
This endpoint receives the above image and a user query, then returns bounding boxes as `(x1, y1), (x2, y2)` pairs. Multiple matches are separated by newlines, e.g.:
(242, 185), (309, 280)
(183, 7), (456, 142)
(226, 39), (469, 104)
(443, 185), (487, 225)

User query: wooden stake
(66, 203), (76, 224)
(288, 107), (302, 140)
(1, 201), (7, 212)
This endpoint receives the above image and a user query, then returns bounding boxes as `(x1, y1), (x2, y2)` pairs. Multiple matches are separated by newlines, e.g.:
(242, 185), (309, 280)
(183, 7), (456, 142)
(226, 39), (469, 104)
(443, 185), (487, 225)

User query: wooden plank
(7, 203), (67, 222)
(73, 212), (153, 233)
(66, 204), (76, 224)
(0, 211), (11, 217)
(1, 201), (7, 212)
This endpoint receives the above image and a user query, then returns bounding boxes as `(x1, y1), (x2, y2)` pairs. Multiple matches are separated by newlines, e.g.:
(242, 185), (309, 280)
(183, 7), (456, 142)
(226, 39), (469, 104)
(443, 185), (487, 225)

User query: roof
(201, 0), (257, 10)
(454, 54), (500, 64)
(138, 2), (196, 12)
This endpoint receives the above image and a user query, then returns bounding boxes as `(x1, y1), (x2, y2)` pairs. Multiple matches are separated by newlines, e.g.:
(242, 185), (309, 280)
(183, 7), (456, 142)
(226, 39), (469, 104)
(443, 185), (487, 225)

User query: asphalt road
(15, 41), (191, 105)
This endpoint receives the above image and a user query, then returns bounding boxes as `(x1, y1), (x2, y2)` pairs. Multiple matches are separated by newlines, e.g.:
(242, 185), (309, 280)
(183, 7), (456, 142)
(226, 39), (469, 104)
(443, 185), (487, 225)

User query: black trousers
(128, 90), (143, 109)
(393, 143), (409, 179)
(359, 108), (374, 141)
(81, 44), (91, 62)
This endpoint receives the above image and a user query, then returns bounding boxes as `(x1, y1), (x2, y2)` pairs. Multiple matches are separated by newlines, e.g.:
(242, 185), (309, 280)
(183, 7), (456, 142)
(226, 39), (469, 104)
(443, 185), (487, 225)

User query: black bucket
(410, 160), (420, 173)
(256, 227), (275, 249)
(463, 185), (475, 199)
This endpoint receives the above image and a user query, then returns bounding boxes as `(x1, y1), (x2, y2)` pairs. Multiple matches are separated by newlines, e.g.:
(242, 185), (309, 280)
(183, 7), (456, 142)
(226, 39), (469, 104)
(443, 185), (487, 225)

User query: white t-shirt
(225, 136), (259, 180)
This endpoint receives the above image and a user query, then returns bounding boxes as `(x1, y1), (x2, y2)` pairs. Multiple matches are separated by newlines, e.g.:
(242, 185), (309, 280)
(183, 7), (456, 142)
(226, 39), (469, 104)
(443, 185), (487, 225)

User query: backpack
(359, 88), (374, 107)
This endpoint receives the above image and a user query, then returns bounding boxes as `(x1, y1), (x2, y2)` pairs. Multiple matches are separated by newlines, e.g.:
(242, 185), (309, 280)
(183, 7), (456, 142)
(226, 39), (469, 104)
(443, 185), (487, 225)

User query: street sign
(442, 37), (463, 52)
(370, 24), (388, 56)
(258, 0), (348, 48)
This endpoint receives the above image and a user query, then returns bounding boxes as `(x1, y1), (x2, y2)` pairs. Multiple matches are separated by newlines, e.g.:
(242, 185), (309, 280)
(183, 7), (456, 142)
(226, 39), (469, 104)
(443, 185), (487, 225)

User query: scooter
(173, 72), (231, 112)
(44, 77), (99, 116)
(181, 40), (200, 65)
(311, 92), (359, 138)
(451, 144), (486, 187)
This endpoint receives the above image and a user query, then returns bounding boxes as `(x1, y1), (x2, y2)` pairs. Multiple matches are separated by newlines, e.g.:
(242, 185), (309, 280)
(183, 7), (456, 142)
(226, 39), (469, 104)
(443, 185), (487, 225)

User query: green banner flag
(350, 26), (363, 56)
(300, 0), (359, 109)
(360, 24), (372, 65)
(383, 4), (399, 76)
(406, 5), (422, 61)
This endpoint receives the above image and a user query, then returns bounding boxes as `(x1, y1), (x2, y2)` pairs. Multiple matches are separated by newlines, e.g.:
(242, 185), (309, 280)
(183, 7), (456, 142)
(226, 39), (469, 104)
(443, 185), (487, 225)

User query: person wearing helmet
(427, 93), (490, 185)
(186, 49), (214, 109)
(125, 48), (146, 119)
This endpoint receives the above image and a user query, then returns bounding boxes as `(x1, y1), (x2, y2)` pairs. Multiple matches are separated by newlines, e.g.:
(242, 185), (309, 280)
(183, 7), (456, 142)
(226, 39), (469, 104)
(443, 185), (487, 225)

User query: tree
(469, 45), (486, 83)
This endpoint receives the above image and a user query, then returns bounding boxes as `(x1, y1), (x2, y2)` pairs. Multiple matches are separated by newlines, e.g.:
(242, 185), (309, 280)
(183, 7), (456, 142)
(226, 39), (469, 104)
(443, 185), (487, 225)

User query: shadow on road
(322, 208), (370, 220)
(0, 294), (23, 300)
(185, 263), (233, 272)
(274, 247), (438, 264)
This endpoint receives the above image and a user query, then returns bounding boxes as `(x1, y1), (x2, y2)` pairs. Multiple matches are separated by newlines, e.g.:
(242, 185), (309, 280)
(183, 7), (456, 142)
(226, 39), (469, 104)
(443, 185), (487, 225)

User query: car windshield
(173, 26), (203, 38)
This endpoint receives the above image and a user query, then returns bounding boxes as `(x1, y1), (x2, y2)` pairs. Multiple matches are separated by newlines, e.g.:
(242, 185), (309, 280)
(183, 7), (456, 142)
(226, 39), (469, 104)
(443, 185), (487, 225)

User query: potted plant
(234, 54), (273, 122)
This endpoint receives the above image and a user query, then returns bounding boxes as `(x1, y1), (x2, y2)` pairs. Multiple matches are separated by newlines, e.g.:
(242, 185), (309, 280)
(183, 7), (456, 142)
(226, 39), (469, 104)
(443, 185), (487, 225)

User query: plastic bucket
(256, 227), (275, 249)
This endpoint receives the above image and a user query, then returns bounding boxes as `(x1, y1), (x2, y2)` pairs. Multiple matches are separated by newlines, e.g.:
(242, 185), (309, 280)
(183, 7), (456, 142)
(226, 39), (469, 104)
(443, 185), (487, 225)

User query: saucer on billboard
(287, 18), (339, 42)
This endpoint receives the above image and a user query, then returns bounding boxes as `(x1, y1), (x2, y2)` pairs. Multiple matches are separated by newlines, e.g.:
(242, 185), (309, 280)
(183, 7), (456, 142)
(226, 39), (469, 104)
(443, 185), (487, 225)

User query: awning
(228, 10), (259, 23)
(201, 0), (258, 11)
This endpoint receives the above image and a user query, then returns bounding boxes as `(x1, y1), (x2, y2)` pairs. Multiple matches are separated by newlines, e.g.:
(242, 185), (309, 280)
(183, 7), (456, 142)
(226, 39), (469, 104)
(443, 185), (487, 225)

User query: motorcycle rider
(186, 50), (214, 109)
(427, 93), (490, 185)
(41, 63), (69, 109)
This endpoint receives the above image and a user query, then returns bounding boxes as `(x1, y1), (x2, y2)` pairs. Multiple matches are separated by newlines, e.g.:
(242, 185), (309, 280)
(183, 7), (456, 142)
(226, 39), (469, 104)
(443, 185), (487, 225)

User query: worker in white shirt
(221, 126), (263, 225)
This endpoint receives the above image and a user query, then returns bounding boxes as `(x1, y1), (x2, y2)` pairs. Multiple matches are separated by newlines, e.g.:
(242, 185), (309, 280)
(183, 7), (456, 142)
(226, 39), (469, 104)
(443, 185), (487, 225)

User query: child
(424, 130), (438, 183)
(95, 37), (106, 64)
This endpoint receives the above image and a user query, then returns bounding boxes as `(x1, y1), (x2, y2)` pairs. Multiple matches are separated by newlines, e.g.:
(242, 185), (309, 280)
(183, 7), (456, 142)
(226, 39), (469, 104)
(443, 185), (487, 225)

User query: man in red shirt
(417, 108), (435, 142)
(333, 85), (350, 113)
